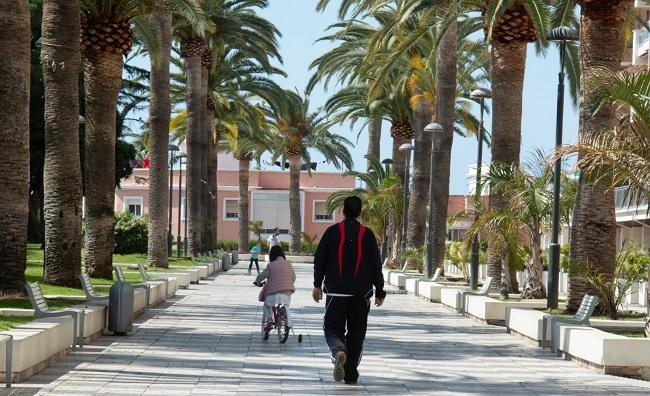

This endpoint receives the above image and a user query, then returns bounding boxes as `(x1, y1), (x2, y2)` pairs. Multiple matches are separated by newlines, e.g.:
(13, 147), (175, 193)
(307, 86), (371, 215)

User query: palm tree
(565, 0), (629, 312)
(480, 155), (555, 298)
(147, 9), (173, 268)
(0, 0), (30, 296)
(326, 155), (403, 244)
(41, 0), (82, 286)
(557, 67), (650, 312)
(173, 0), (282, 255)
(80, 0), (204, 278)
(270, 91), (353, 253)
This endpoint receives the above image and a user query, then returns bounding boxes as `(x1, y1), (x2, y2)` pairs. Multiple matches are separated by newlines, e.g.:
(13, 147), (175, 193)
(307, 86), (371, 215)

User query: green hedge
(114, 212), (148, 254)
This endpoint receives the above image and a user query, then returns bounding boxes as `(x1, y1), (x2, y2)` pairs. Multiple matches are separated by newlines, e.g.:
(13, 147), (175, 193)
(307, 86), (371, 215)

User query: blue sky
(256, 0), (580, 194)
(128, 0), (580, 195)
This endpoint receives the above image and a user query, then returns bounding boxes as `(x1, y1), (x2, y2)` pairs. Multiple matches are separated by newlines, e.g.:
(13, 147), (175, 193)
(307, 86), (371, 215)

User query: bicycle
(255, 281), (303, 344)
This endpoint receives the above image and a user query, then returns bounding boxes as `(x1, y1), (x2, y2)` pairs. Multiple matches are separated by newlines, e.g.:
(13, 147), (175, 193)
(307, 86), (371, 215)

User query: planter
(440, 287), (470, 310)
(418, 282), (468, 303)
(555, 324), (650, 379)
(464, 296), (549, 326)
(388, 272), (422, 289)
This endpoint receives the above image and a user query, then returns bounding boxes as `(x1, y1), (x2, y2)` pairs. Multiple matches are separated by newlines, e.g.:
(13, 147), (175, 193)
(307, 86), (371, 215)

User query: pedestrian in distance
(312, 196), (385, 385)
(248, 241), (262, 275)
(268, 227), (280, 248)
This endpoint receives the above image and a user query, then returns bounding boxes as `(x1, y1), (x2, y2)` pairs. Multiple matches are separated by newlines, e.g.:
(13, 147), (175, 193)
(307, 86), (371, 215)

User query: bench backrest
(114, 266), (126, 282)
(25, 282), (49, 313)
(138, 263), (150, 282)
(478, 276), (494, 294)
(431, 267), (442, 282)
(80, 273), (98, 297)
(575, 294), (599, 322)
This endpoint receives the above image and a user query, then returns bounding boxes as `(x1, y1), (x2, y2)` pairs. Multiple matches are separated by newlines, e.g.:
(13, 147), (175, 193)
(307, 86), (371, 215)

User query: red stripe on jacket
(354, 225), (366, 278)
(337, 222), (346, 276)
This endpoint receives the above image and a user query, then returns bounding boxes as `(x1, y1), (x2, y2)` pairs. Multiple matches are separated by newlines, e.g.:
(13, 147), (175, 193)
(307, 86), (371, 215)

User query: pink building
(115, 153), (355, 246)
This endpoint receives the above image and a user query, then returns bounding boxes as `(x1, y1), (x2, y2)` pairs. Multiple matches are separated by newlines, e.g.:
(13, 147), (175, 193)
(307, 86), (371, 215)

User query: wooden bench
(543, 294), (599, 352)
(25, 282), (84, 348)
(114, 266), (150, 311)
(457, 276), (494, 314)
(138, 263), (169, 302)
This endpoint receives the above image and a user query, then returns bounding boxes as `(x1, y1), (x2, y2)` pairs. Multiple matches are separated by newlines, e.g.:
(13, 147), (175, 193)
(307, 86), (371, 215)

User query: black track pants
(248, 258), (259, 272)
(323, 295), (370, 382)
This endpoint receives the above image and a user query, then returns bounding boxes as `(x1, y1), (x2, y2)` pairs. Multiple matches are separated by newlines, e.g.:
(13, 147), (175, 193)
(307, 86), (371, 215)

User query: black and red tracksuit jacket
(313, 218), (386, 300)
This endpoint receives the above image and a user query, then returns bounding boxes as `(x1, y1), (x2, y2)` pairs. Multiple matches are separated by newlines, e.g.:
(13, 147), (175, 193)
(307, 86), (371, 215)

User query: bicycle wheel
(276, 306), (289, 344)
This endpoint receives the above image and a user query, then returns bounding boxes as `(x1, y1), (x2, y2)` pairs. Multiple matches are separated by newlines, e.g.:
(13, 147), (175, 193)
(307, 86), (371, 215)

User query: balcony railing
(615, 186), (648, 210)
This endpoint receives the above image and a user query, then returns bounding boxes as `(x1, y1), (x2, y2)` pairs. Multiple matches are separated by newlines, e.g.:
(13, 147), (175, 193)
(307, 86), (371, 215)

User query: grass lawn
(0, 316), (33, 331)
(610, 330), (648, 338)
(536, 308), (645, 320)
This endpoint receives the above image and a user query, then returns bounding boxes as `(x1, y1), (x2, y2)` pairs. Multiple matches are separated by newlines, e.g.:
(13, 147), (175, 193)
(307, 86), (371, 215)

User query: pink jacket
(256, 258), (296, 295)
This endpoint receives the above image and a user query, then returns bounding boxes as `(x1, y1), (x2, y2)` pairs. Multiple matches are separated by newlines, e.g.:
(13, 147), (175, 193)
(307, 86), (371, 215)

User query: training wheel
(298, 334), (303, 343)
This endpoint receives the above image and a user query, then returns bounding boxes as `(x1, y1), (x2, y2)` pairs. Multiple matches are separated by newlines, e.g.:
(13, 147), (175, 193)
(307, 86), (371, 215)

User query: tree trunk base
(521, 279), (547, 299)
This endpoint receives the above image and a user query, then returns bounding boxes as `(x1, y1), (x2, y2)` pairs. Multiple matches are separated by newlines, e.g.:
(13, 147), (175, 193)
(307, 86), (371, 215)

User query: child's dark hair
(269, 245), (286, 262)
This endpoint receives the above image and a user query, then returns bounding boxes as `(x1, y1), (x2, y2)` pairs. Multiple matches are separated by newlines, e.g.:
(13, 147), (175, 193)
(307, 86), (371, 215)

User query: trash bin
(231, 250), (238, 265)
(108, 281), (134, 335)
(222, 254), (231, 271)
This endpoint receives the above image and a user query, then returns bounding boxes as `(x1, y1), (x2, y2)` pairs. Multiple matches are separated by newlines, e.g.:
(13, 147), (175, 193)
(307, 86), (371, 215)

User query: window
(448, 228), (466, 242)
(180, 196), (186, 221)
(124, 197), (143, 217)
(313, 200), (334, 222)
(224, 198), (239, 220)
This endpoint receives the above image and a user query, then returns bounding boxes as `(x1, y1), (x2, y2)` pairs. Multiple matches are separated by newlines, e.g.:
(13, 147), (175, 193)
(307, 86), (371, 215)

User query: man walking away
(312, 196), (385, 385)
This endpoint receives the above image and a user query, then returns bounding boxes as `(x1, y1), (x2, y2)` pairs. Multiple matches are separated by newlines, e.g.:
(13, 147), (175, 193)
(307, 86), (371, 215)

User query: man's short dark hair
(269, 245), (286, 262)
(343, 196), (362, 219)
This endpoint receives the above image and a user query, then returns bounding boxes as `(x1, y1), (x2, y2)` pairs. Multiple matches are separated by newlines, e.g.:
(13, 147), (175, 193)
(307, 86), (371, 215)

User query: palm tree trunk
(487, 39), (526, 291)
(367, 116), (382, 167)
(42, 0), (82, 286)
(238, 159), (250, 252)
(522, 227), (545, 299)
(289, 156), (302, 253)
(147, 10), (171, 268)
(568, 0), (626, 312)
(406, 101), (433, 249)
(208, 112), (218, 251)
(0, 0), (30, 295)
(200, 67), (211, 250)
(427, 21), (458, 278)
(185, 54), (203, 256)
(83, 51), (123, 279)
(391, 136), (410, 182)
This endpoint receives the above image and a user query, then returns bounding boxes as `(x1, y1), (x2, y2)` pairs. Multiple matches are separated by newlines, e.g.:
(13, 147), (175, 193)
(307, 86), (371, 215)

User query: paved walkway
(4, 261), (650, 395)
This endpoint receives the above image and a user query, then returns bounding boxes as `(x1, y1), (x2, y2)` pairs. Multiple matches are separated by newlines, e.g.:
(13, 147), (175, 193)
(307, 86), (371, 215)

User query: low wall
(556, 324), (650, 379)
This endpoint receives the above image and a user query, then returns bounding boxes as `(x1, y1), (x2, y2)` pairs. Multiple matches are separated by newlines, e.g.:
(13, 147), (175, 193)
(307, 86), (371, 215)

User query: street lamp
(547, 26), (579, 309)
(380, 158), (393, 261)
(176, 152), (186, 258)
(168, 144), (179, 256)
(399, 143), (414, 254)
(424, 122), (443, 277)
(469, 87), (492, 290)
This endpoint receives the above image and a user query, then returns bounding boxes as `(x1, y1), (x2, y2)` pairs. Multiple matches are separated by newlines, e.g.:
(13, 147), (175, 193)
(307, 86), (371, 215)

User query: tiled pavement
(4, 261), (650, 395)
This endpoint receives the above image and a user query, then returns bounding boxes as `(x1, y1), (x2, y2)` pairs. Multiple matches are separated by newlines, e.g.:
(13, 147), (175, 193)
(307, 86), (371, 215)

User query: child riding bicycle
(254, 245), (296, 332)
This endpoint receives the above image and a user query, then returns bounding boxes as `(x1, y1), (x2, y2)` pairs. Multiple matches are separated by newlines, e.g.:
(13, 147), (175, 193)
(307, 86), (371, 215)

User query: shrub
(400, 246), (425, 273)
(445, 241), (469, 280)
(114, 212), (148, 254)
(217, 240), (239, 251)
(570, 242), (650, 320)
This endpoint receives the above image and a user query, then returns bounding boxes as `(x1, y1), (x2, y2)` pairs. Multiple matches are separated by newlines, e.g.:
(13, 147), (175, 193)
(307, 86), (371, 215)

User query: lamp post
(399, 143), (414, 255)
(547, 27), (579, 309)
(380, 158), (393, 261)
(469, 87), (492, 290)
(176, 152), (186, 258)
(424, 123), (443, 277)
(168, 144), (179, 256)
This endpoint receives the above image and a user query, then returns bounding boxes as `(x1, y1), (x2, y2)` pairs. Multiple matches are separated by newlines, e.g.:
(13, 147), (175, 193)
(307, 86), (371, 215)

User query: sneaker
(344, 380), (358, 385)
(332, 351), (347, 383)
